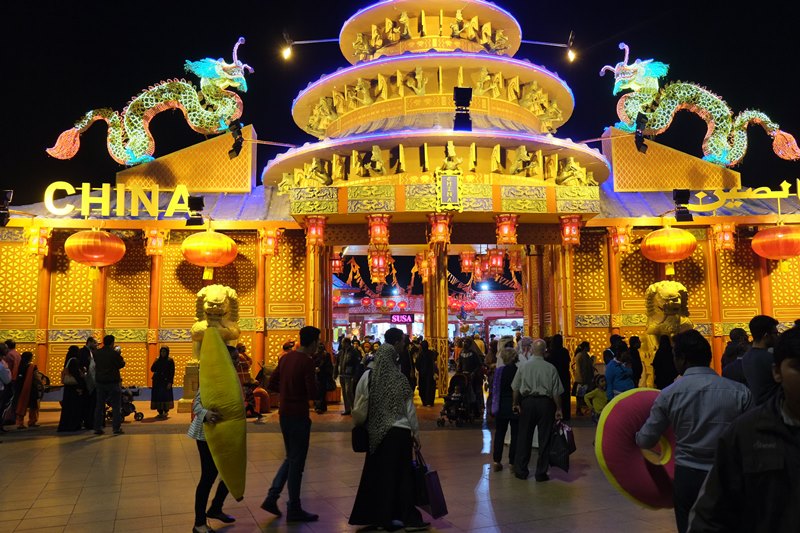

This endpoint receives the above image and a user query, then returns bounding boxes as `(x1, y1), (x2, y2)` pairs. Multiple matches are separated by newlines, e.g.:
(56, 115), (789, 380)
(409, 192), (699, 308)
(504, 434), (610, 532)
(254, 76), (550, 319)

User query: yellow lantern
(640, 226), (697, 276)
(28, 226), (51, 256)
(609, 226), (632, 253)
(181, 230), (238, 280)
(495, 214), (518, 245)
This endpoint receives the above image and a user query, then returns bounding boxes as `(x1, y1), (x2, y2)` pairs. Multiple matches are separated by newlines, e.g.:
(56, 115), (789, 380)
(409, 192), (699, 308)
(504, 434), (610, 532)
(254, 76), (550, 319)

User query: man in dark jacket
(689, 325), (800, 532)
(93, 335), (126, 435)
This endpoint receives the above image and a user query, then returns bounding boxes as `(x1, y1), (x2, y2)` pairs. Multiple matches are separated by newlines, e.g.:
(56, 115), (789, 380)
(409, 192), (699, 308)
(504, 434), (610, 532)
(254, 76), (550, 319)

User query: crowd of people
(3, 312), (800, 532)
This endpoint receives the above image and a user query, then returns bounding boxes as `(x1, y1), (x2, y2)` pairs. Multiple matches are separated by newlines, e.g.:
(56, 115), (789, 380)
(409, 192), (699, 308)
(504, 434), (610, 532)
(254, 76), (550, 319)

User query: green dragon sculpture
(600, 42), (800, 167)
(47, 38), (253, 166)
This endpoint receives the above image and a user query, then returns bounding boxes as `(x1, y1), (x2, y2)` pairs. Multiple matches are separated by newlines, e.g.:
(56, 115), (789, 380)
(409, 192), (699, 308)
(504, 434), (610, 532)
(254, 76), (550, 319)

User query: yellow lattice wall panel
(716, 248), (759, 310)
(266, 331), (298, 366)
(47, 343), (72, 385)
(573, 231), (609, 308)
(268, 231), (306, 307)
(0, 242), (40, 316)
(769, 256), (800, 308)
(118, 343), (148, 386)
(161, 231), (203, 323)
(50, 232), (95, 326)
(213, 231), (258, 311)
(573, 329), (611, 359)
(107, 237), (150, 323)
(619, 236), (657, 301)
(674, 240), (709, 311)
(162, 343), (194, 387)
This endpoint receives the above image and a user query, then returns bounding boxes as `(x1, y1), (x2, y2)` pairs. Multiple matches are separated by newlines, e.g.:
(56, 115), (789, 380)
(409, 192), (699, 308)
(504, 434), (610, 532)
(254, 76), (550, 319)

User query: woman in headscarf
(415, 340), (437, 407)
(13, 352), (41, 429)
(58, 345), (87, 432)
(151, 346), (176, 419)
(517, 336), (534, 364)
(349, 327), (428, 531)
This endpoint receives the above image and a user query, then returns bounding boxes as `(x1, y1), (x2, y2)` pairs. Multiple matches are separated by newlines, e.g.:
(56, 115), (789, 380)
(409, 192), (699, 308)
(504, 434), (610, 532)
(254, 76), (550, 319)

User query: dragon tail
(772, 130), (800, 161)
(46, 128), (82, 160)
(46, 109), (127, 164)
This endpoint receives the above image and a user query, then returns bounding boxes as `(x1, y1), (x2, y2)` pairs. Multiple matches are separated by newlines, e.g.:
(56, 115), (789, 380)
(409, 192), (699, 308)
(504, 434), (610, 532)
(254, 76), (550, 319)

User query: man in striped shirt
(635, 329), (752, 533)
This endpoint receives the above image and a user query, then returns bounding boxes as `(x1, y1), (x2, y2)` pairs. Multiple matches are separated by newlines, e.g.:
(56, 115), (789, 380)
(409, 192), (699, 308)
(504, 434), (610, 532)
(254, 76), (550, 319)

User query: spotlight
(186, 195), (205, 226)
(453, 87), (472, 132)
(480, 282), (489, 290)
(228, 121), (244, 159)
(566, 31), (576, 62)
(673, 189), (691, 205)
(675, 206), (694, 222)
(634, 113), (648, 154)
(228, 138), (243, 159)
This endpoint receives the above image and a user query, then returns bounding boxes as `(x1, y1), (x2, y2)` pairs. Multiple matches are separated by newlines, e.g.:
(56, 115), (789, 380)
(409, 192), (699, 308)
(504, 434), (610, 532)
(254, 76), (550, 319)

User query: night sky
(3, 1), (799, 290)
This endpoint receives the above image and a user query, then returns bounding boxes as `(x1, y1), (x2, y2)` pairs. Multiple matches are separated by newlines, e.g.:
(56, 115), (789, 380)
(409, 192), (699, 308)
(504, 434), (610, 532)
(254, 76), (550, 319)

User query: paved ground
(0, 394), (677, 532)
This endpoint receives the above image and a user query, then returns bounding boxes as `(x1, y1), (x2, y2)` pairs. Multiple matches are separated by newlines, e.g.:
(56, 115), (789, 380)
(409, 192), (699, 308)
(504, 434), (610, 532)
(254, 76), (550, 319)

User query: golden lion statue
(191, 284), (241, 361)
(641, 280), (694, 385)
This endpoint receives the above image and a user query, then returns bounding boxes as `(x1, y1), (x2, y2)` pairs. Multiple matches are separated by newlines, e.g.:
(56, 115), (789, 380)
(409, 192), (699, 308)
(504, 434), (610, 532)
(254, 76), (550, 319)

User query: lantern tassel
(665, 262), (675, 276)
(778, 259), (789, 272)
(89, 266), (100, 280)
(203, 266), (214, 280)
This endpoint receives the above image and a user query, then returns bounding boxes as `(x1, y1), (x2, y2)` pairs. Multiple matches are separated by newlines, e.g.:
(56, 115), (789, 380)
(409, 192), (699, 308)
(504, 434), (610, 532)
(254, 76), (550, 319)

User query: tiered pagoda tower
(261, 0), (609, 391)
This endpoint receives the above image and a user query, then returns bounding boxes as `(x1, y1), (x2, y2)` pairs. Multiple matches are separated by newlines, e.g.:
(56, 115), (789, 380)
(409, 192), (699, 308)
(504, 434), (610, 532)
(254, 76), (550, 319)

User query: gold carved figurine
(406, 67), (428, 95)
(367, 146), (386, 176)
(488, 29), (509, 52)
(353, 33), (372, 61)
(305, 157), (332, 186)
(352, 78), (374, 107)
(439, 141), (463, 172)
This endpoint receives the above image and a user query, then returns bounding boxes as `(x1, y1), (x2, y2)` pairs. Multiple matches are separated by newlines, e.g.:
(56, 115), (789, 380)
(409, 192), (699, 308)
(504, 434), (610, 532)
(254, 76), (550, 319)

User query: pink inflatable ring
(595, 388), (676, 509)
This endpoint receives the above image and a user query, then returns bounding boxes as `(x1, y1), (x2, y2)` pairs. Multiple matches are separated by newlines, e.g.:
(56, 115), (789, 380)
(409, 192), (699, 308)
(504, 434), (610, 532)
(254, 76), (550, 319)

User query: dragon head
(600, 42), (668, 95)
(185, 37), (254, 92)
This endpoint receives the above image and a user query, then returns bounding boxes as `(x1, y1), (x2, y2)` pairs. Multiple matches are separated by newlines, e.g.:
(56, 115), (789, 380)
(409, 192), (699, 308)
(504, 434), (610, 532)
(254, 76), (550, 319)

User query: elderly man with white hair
(510, 338), (564, 481)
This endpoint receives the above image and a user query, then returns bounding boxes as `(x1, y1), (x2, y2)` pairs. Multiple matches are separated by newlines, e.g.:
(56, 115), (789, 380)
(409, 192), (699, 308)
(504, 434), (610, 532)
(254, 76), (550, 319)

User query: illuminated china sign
(390, 313), (414, 324)
(43, 181), (192, 217)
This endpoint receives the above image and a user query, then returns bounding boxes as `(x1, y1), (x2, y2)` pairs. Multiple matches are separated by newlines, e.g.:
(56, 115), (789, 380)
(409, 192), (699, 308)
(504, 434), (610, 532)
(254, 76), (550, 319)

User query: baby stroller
(105, 384), (144, 422)
(436, 372), (478, 427)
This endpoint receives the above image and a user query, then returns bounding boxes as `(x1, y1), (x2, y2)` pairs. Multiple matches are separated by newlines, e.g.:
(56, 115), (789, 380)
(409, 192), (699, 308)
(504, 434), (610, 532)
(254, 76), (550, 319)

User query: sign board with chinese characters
(390, 313), (414, 324)
(434, 168), (463, 212)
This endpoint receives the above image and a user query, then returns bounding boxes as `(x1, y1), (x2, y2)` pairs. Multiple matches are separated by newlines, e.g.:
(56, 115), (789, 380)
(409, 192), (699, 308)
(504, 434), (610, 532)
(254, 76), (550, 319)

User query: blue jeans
(267, 415), (311, 509)
(94, 382), (121, 431)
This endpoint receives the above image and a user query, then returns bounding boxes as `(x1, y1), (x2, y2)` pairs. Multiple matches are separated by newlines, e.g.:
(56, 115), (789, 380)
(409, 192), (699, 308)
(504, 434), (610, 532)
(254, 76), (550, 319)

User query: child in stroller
(437, 372), (480, 427)
(105, 384), (144, 422)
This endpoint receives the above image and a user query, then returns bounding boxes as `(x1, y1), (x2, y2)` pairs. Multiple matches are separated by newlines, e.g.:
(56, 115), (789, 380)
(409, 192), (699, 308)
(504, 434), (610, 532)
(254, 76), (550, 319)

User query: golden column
(304, 216), (332, 347)
(427, 213), (452, 395)
(145, 228), (167, 386)
(705, 229), (725, 372)
(521, 246), (543, 339)
(36, 251), (53, 371)
(607, 232), (622, 335)
(254, 231), (266, 365)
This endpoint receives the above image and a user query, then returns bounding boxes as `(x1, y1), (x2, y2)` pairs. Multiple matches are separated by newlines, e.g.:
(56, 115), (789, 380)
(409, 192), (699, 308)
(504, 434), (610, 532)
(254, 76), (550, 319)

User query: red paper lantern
(711, 223), (736, 252)
(450, 301), (461, 313)
(428, 213), (452, 245)
(460, 251), (476, 273)
(752, 225), (800, 270)
(640, 226), (697, 276)
(369, 248), (390, 279)
(304, 215), (326, 247)
(495, 214), (519, 245)
(560, 215), (582, 246)
(332, 295), (341, 304)
(260, 228), (283, 256)
(367, 214), (391, 246)
(398, 300), (408, 310)
(181, 230), (238, 280)
(374, 298), (385, 308)
(487, 248), (505, 276)
(361, 297), (372, 307)
(478, 254), (490, 273)
(386, 299), (396, 309)
(610, 226), (632, 253)
(330, 252), (344, 274)
(65, 229), (126, 278)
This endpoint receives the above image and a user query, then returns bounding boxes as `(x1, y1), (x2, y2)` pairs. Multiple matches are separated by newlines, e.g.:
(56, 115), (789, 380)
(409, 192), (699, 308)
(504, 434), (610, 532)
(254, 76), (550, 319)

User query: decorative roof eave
(339, 0), (523, 63)
(291, 50), (574, 131)
(261, 128), (609, 183)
